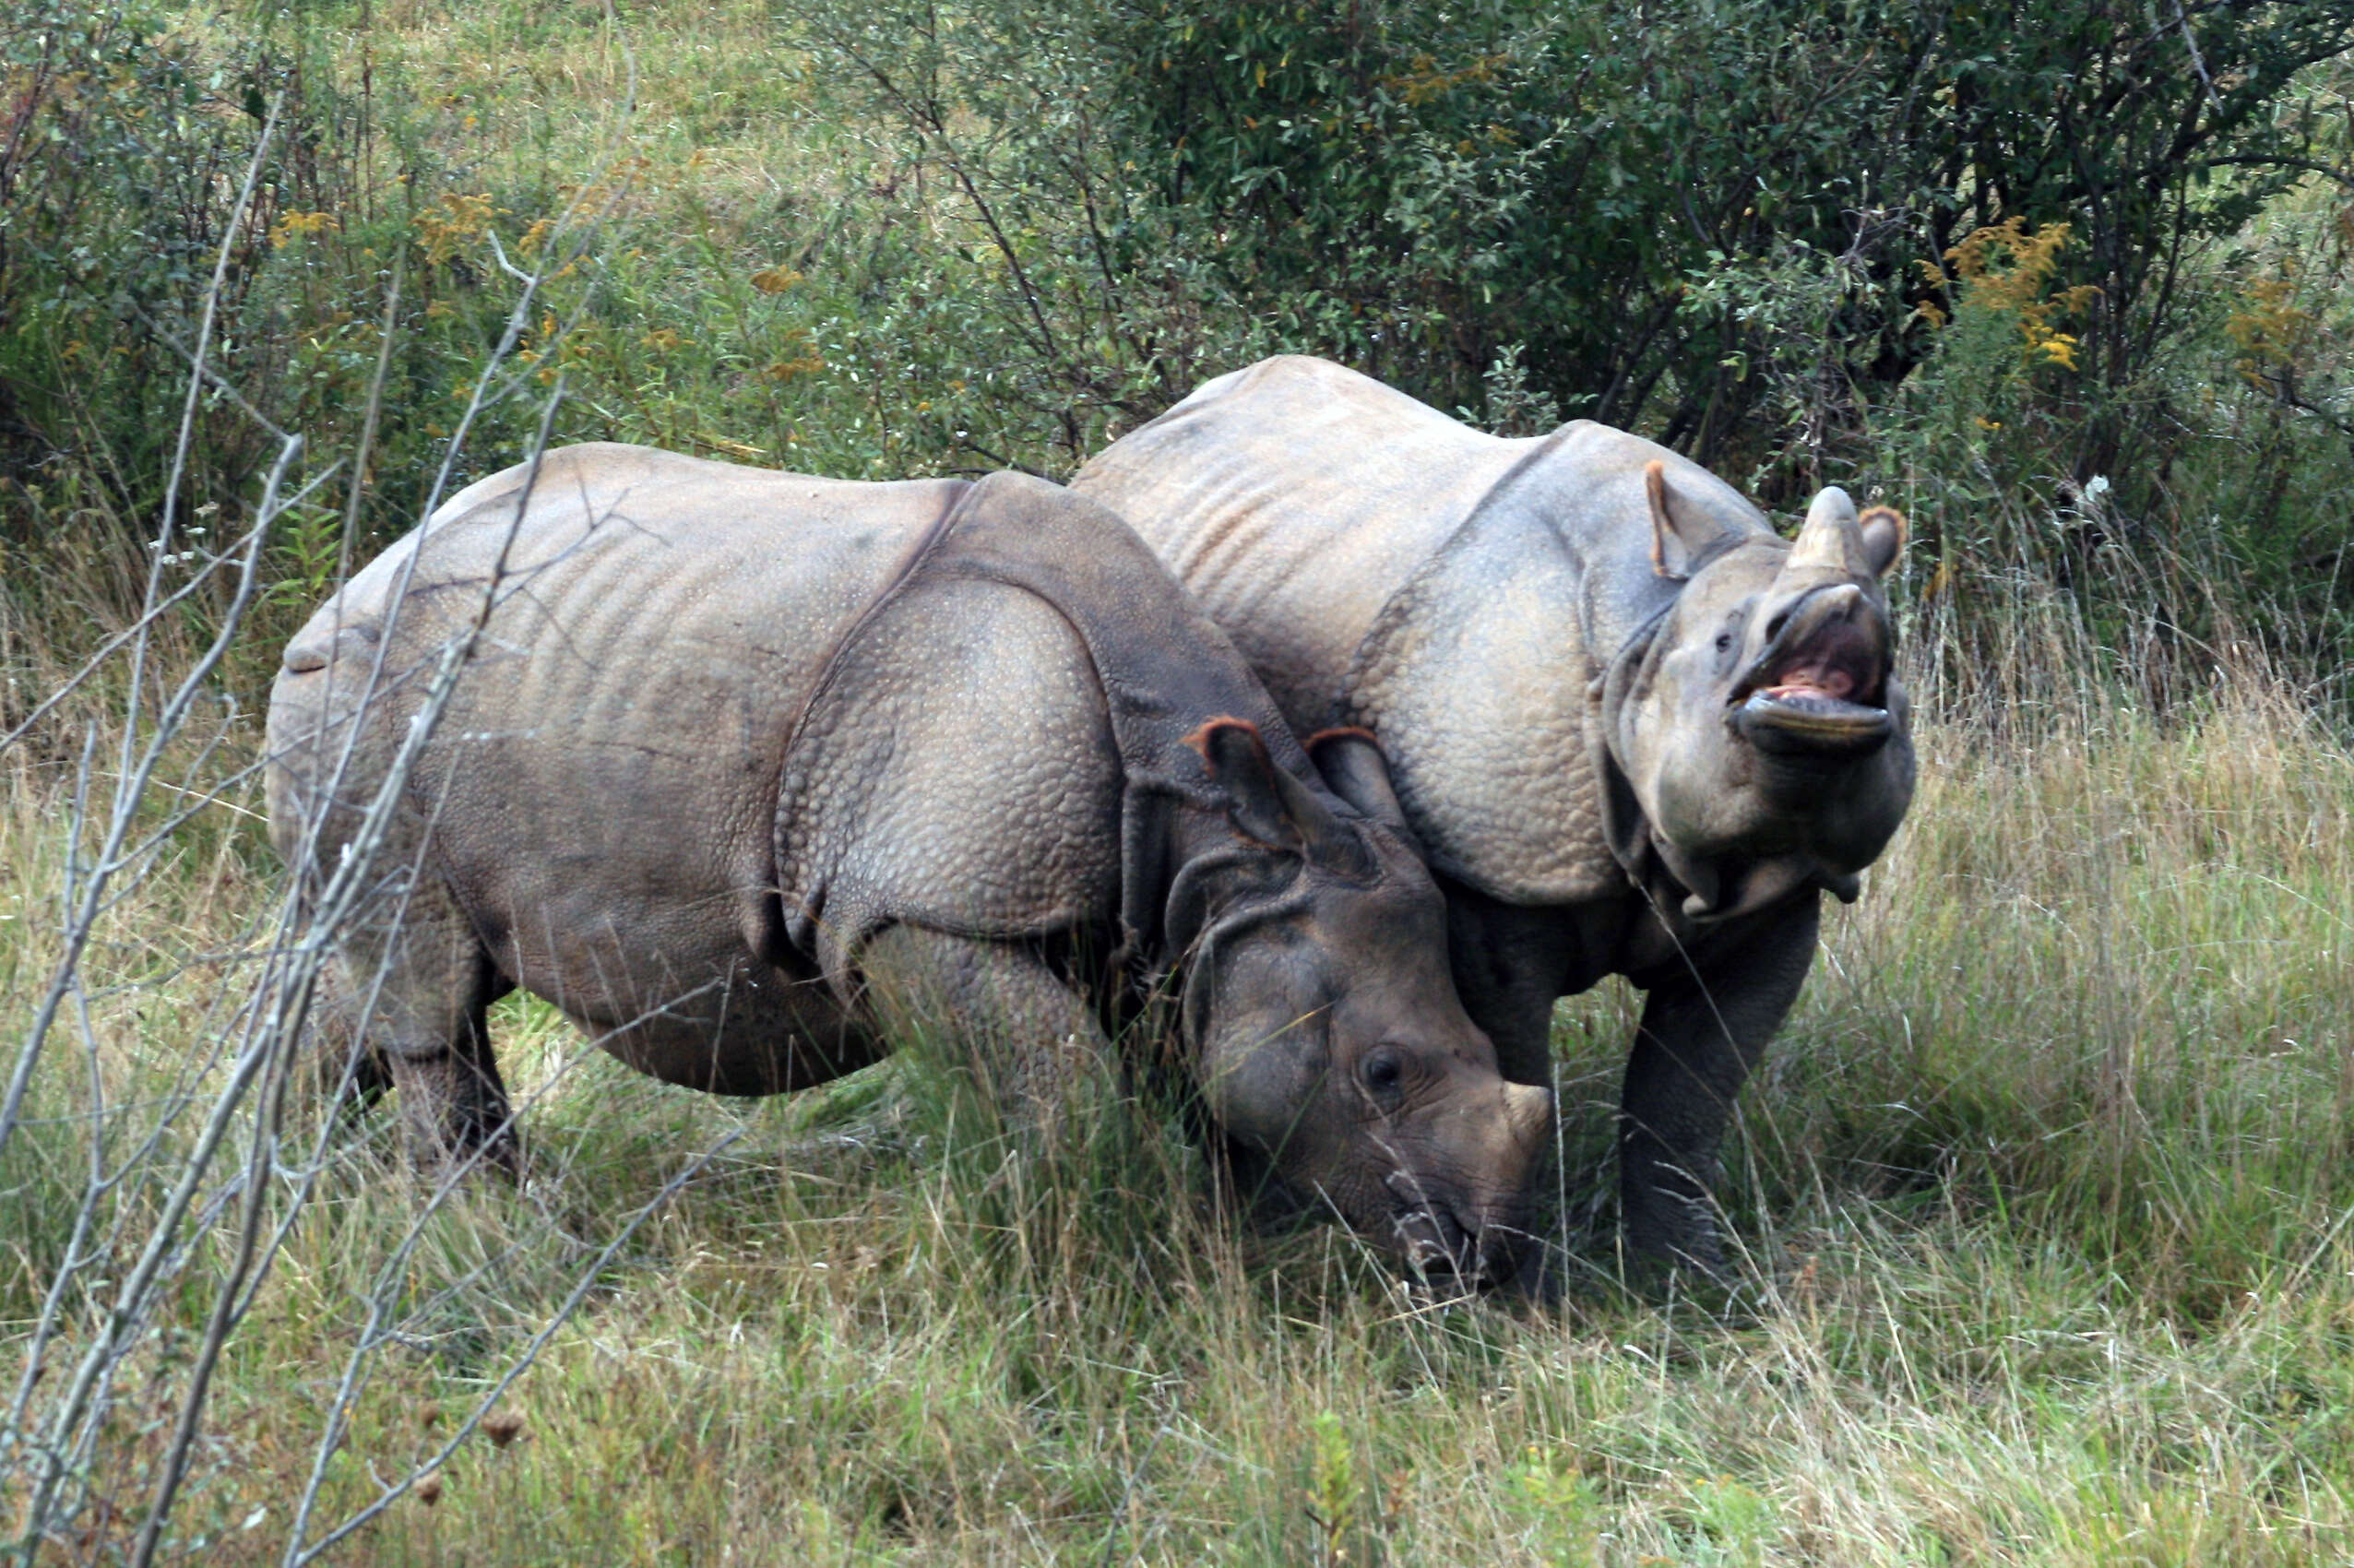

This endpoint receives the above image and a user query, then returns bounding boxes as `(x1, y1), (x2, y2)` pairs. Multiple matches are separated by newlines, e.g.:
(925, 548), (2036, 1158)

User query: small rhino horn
(1789, 486), (1867, 575)
(1503, 1081), (1553, 1152)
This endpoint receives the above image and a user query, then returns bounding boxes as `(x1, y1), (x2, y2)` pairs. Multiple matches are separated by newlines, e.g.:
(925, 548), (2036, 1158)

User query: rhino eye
(1361, 1050), (1404, 1100)
(1715, 632), (1734, 652)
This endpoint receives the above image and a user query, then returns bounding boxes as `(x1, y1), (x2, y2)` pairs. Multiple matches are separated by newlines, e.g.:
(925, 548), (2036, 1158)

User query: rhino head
(1171, 720), (1552, 1283)
(1599, 464), (1917, 921)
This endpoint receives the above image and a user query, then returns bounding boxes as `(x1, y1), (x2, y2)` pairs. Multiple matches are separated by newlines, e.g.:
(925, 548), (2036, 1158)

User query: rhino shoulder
(1543, 424), (1772, 553)
(1343, 493), (1623, 906)
(776, 571), (1126, 989)
(1341, 426), (1738, 908)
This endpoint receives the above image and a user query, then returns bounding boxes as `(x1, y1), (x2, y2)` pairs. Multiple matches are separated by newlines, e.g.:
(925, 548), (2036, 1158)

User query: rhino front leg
(1438, 880), (1583, 1085)
(856, 925), (1112, 1137)
(1619, 891), (1821, 1277)
(1435, 882), (1591, 1298)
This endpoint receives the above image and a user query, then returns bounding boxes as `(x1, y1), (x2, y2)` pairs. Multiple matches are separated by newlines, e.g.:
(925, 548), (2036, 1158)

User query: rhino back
(268, 443), (966, 1027)
(1073, 356), (1529, 732)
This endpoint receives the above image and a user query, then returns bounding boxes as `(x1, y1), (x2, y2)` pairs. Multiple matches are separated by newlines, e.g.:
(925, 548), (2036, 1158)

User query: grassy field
(7, 1), (2354, 1562)
(6, 618), (2354, 1563)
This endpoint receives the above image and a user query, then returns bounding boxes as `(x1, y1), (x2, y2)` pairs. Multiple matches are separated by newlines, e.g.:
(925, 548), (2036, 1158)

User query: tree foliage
(3, 0), (2351, 681)
(1073, 0), (2354, 469)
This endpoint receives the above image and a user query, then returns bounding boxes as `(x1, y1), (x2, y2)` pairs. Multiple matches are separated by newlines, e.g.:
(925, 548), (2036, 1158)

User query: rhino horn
(1188, 719), (1375, 878)
(1789, 486), (1865, 574)
(1790, 487), (1907, 578)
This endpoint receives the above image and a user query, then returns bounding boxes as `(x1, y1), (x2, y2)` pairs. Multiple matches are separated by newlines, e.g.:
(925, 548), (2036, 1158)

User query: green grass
(7, 666), (2354, 1564)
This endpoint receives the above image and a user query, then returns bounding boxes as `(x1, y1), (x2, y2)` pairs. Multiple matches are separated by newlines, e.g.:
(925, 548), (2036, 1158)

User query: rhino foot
(386, 1049), (522, 1183)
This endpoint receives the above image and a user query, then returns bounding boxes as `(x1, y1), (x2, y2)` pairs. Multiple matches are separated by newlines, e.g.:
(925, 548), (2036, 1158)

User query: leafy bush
(3, 0), (2350, 706)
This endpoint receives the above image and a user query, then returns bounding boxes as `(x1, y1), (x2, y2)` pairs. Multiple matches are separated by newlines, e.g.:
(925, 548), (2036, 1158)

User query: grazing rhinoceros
(1072, 356), (1915, 1274)
(266, 443), (1552, 1280)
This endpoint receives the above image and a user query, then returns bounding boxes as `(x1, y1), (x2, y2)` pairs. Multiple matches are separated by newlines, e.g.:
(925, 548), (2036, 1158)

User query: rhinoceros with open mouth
(1074, 357), (1915, 1275)
(266, 443), (1551, 1282)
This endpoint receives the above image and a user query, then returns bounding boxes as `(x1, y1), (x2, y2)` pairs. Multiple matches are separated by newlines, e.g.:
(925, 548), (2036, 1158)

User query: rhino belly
(518, 912), (871, 1096)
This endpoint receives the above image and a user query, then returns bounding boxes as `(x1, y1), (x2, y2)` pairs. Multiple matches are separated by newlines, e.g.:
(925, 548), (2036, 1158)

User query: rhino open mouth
(1729, 585), (1894, 755)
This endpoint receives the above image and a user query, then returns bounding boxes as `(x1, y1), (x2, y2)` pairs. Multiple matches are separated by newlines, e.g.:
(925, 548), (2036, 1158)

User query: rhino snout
(1724, 583), (1898, 756)
(1379, 1079), (1553, 1285)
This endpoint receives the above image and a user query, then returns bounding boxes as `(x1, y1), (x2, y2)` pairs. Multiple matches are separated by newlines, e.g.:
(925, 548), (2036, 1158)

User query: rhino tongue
(1760, 668), (1857, 702)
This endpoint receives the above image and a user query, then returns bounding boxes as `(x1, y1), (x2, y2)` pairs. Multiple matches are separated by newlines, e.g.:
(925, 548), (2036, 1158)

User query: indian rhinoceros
(1072, 356), (1915, 1274)
(266, 442), (1552, 1280)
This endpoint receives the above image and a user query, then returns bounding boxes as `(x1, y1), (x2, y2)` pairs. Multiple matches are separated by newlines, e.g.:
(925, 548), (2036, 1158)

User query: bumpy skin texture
(266, 444), (1551, 1277)
(1074, 357), (1917, 1273)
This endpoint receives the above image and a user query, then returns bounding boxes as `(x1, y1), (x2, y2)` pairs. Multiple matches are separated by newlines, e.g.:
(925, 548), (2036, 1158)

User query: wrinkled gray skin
(266, 443), (1551, 1280)
(1073, 357), (1916, 1274)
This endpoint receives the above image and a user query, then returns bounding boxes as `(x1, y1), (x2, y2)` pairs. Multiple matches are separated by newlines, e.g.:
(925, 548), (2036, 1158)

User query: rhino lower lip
(1385, 1174), (1481, 1280)
(1733, 688), (1895, 754)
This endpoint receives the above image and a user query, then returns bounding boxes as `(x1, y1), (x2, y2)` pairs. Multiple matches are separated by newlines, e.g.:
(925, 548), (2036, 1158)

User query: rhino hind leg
(333, 873), (518, 1176)
(854, 924), (1112, 1142)
(386, 1029), (514, 1175)
(291, 952), (392, 1119)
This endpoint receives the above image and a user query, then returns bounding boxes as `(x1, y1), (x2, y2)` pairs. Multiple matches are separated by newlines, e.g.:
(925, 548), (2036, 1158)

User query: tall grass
(6, 569), (2353, 1561)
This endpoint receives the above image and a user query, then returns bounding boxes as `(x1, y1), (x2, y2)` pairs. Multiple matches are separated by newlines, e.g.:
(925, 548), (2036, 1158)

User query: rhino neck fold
(773, 473), (1323, 1013)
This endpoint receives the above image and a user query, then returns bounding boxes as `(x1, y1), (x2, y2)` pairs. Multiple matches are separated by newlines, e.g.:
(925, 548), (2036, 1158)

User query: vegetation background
(4, 0), (2354, 1561)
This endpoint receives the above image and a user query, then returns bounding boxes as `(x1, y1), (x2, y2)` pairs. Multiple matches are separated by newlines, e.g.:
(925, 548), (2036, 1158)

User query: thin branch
(115, 90), (283, 813)
(2196, 153), (2354, 193)
(285, 1129), (744, 1564)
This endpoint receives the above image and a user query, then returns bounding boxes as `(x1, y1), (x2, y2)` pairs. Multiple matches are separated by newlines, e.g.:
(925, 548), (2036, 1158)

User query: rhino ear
(1188, 719), (1300, 851)
(1857, 504), (1907, 577)
(1304, 728), (1413, 841)
(1188, 719), (1375, 877)
(1646, 460), (1741, 579)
